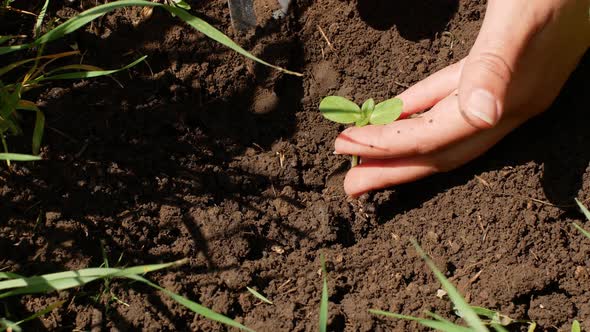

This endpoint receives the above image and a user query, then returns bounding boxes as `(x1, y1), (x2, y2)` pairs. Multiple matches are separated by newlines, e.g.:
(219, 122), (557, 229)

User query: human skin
(334, 0), (590, 197)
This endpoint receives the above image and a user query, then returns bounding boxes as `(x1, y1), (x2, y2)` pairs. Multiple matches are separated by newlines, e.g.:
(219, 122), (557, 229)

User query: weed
(1, 0), (301, 163)
(369, 241), (587, 332)
(0, 260), (254, 331)
(575, 199), (590, 240)
(246, 286), (273, 305)
(319, 96), (403, 166)
(319, 254), (329, 332)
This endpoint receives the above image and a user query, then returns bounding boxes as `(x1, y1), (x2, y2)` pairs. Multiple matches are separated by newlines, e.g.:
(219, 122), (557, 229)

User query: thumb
(459, 0), (539, 128)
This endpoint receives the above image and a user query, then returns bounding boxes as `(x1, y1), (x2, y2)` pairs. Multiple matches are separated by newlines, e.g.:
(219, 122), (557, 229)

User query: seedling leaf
(370, 98), (403, 125)
(573, 223), (590, 240)
(572, 320), (581, 332)
(246, 286), (273, 304)
(320, 96), (361, 124)
(527, 322), (537, 332)
(319, 254), (328, 332)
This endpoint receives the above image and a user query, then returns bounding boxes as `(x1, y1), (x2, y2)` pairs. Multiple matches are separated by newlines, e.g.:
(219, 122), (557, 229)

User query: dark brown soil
(2, 0), (590, 331)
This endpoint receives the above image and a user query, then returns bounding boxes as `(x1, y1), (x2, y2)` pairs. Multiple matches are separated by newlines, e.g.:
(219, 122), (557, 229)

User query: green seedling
(319, 96), (403, 167)
(319, 254), (329, 332)
(575, 199), (590, 240)
(246, 286), (273, 305)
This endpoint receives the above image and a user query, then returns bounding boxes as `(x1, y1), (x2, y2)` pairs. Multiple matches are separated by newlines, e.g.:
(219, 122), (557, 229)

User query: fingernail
(466, 89), (497, 125)
(333, 151), (340, 155)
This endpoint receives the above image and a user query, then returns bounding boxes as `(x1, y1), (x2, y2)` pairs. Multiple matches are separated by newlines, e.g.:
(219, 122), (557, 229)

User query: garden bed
(2, 0), (590, 330)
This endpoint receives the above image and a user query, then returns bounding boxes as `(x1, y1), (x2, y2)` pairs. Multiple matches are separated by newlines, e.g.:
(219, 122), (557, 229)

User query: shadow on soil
(356, 0), (460, 40)
(0, 5), (306, 330)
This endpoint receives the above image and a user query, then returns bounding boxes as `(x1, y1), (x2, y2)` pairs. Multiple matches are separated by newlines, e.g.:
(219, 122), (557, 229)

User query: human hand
(334, 0), (590, 197)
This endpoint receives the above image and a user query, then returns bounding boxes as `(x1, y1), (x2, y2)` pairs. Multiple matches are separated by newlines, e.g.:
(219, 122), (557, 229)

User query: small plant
(369, 241), (587, 332)
(319, 254), (329, 332)
(319, 96), (403, 166)
(575, 198), (590, 240)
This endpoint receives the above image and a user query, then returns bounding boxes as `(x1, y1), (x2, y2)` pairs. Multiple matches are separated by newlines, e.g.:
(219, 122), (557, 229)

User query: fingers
(343, 157), (436, 197)
(343, 115), (521, 197)
(458, 0), (539, 128)
(335, 94), (479, 159)
(398, 59), (464, 118)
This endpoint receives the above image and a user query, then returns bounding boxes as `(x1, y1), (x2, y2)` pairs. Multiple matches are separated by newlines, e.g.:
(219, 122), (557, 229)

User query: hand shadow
(356, 0), (460, 41)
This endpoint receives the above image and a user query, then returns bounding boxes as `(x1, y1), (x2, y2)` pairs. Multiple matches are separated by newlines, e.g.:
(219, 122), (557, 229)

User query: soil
(1, 0), (590, 331)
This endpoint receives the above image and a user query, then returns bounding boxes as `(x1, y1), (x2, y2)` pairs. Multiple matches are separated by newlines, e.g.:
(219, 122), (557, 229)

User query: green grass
(575, 199), (590, 240)
(1, 0), (301, 163)
(319, 254), (329, 332)
(369, 241), (490, 332)
(0, 259), (254, 332)
(368, 239), (588, 331)
(246, 287), (273, 305)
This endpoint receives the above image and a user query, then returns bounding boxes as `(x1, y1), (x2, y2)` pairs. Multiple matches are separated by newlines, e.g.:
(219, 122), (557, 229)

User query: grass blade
(0, 35), (26, 45)
(34, 0), (50, 38)
(38, 56), (147, 81)
(246, 287), (273, 304)
(0, 318), (22, 332)
(32, 111), (44, 154)
(0, 261), (253, 331)
(573, 223), (590, 240)
(0, 153), (41, 161)
(163, 5), (301, 76)
(16, 100), (44, 155)
(14, 300), (64, 326)
(574, 198), (590, 239)
(491, 323), (509, 332)
(369, 310), (473, 332)
(0, 272), (22, 280)
(0, 260), (186, 298)
(319, 254), (329, 332)
(412, 240), (488, 332)
(0, 50), (79, 77)
(0, 0), (301, 76)
(576, 199), (590, 220)
(127, 274), (254, 332)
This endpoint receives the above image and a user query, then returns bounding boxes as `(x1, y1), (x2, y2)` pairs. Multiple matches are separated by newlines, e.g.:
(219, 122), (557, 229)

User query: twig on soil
(252, 143), (264, 151)
(468, 270), (483, 284)
(393, 81), (410, 89)
(277, 278), (292, 290)
(317, 25), (335, 52)
(283, 287), (297, 295)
